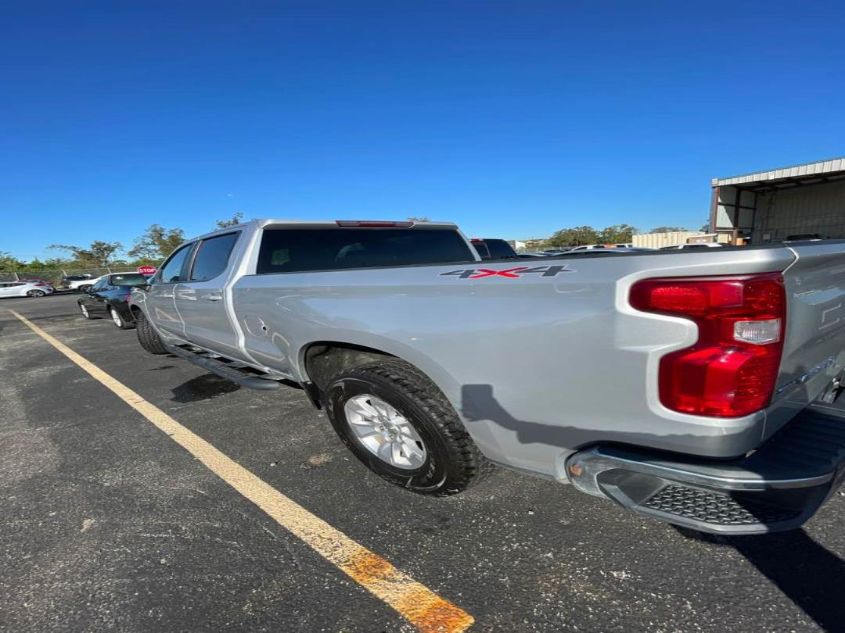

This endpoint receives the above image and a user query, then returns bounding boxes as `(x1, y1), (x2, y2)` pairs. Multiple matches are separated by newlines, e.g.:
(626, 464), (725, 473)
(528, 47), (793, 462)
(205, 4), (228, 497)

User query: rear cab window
(256, 227), (475, 274)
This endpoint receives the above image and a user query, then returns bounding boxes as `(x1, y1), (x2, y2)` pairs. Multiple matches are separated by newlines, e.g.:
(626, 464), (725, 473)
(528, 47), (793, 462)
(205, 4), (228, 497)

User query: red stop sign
(137, 265), (157, 275)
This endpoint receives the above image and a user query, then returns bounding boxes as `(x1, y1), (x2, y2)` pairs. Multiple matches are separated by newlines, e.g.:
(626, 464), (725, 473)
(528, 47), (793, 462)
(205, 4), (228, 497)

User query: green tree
(49, 240), (122, 267)
(649, 226), (687, 234)
(598, 224), (636, 244)
(546, 225), (600, 247)
(128, 224), (185, 263)
(0, 251), (24, 272)
(215, 211), (244, 229)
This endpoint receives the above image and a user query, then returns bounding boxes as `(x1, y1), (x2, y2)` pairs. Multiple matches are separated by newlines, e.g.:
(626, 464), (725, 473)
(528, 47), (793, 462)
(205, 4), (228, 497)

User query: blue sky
(3, 1), (844, 260)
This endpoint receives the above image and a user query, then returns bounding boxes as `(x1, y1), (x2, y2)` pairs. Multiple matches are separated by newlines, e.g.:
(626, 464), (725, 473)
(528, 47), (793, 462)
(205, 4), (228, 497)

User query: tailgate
(768, 240), (845, 435)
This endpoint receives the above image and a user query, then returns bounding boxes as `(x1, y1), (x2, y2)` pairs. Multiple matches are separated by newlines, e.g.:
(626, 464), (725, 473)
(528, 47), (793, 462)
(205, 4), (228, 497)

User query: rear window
(257, 228), (474, 274)
(109, 273), (148, 286)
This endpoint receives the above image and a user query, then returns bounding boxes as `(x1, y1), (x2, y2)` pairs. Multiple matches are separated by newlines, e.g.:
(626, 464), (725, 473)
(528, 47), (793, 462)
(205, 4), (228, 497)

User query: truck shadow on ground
(171, 374), (240, 403)
(460, 383), (845, 632)
(677, 527), (845, 632)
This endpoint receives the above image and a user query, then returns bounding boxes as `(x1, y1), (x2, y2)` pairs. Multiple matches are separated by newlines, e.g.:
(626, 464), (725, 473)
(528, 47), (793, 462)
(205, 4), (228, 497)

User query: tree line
(542, 224), (698, 247)
(0, 213), (244, 272)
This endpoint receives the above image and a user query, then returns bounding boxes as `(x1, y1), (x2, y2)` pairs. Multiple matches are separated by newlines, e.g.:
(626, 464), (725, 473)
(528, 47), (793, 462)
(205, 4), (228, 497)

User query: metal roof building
(710, 157), (845, 244)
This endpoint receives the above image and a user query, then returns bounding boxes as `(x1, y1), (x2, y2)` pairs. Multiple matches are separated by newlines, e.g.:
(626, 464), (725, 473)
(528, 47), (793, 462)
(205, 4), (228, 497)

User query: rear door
(146, 242), (195, 338)
(175, 231), (243, 360)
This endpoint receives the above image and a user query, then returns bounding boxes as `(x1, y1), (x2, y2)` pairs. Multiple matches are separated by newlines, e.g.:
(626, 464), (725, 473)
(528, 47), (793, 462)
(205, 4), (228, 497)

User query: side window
(91, 279), (107, 291)
(159, 244), (193, 284)
(189, 233), (239, 282)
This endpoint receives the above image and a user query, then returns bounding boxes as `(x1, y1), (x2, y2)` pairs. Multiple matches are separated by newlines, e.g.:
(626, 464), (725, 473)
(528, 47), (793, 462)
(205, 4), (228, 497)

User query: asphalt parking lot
(2, 293), (845, 632)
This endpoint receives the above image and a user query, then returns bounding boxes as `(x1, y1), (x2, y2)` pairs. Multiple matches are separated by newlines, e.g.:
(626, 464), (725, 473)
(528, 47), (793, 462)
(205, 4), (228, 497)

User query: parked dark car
(77, 273), (150, 329)
(470, 238), (519, 259)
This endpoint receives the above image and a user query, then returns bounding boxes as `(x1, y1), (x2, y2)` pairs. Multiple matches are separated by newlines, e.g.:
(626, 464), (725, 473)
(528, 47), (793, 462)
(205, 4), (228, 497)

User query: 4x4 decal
(440, 265), (574, 279)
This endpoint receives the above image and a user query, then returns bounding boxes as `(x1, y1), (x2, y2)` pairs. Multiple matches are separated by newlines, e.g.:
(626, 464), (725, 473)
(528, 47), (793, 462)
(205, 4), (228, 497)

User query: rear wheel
(27, 289), (46, 298)
(109, 306), (134, 330)
(135, 310), (169, 354)
(325, 359), (491, 496)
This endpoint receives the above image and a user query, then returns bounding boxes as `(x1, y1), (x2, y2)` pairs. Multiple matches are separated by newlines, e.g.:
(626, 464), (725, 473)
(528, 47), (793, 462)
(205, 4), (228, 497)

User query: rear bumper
(566, 401), (845, 535)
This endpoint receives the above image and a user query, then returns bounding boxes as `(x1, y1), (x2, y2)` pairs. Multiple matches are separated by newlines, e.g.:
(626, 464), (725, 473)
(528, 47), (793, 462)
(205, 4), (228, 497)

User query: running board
(165, 344), (281, 391)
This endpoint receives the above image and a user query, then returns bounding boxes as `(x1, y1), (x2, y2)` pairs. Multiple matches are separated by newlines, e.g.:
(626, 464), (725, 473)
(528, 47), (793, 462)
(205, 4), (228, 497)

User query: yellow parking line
(9, 310), (474, 633)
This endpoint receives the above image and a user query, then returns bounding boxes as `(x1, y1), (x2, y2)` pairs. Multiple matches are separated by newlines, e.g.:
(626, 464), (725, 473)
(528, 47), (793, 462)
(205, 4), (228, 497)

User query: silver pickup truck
(130, 219), (845, 535)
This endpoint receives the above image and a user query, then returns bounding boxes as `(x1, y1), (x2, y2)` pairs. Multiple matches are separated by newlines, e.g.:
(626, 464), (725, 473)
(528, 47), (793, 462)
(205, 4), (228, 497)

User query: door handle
(205, 294), (223, 302)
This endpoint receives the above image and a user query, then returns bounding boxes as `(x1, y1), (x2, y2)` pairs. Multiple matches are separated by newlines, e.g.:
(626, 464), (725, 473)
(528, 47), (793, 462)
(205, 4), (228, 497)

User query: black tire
(78, 302), (95, 319)
(135, 310), (169, 355)
(109, 306), (135, 330)
(325, 360), (491, 496)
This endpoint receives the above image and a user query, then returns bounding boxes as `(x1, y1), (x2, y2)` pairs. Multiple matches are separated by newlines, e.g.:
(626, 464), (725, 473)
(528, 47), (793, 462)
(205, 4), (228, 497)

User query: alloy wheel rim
(111, 308), (121, 326)
(344, 394), (427, 470)
(80, 304), (88, 317)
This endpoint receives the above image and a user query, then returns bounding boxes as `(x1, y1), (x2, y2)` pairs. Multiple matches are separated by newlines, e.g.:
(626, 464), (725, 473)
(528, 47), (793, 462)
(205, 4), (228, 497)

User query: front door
(174, 232), (244, 360)
(146, 243), (195, 339)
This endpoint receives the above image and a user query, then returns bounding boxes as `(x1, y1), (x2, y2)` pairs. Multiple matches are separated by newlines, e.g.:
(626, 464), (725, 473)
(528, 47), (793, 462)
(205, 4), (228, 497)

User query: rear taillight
(629, 273), (786, 418)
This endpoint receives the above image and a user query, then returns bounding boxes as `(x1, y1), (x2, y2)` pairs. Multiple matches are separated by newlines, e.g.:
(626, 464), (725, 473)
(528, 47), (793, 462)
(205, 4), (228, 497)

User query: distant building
(509, 238), (547, 253)
(633, 231), (717, 249)
(710, 157), (845, 244)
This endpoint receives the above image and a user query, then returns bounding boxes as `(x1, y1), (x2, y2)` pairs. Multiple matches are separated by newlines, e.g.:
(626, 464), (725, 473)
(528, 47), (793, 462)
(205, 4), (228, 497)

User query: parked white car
(660, 243), (724, 250)
(0, 281), (55, 298)
(568, 243), (636, 251)
(66, 273), (138, 292)
(63, 274), (100, 292)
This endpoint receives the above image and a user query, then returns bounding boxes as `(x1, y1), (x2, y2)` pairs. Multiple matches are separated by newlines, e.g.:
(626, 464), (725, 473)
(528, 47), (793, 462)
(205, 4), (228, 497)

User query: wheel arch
(299, 340), (462, 414)
(301, 341), (396, 393)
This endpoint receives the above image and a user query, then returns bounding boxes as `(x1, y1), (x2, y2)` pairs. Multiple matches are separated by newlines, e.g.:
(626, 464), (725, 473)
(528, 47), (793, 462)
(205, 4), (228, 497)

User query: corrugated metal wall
(753, 180), (845, 243)
(632, 231), (705, 248)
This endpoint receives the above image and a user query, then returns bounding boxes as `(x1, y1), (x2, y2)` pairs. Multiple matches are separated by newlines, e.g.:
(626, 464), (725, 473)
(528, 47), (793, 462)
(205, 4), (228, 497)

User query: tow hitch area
(566, 402), (845, 535)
